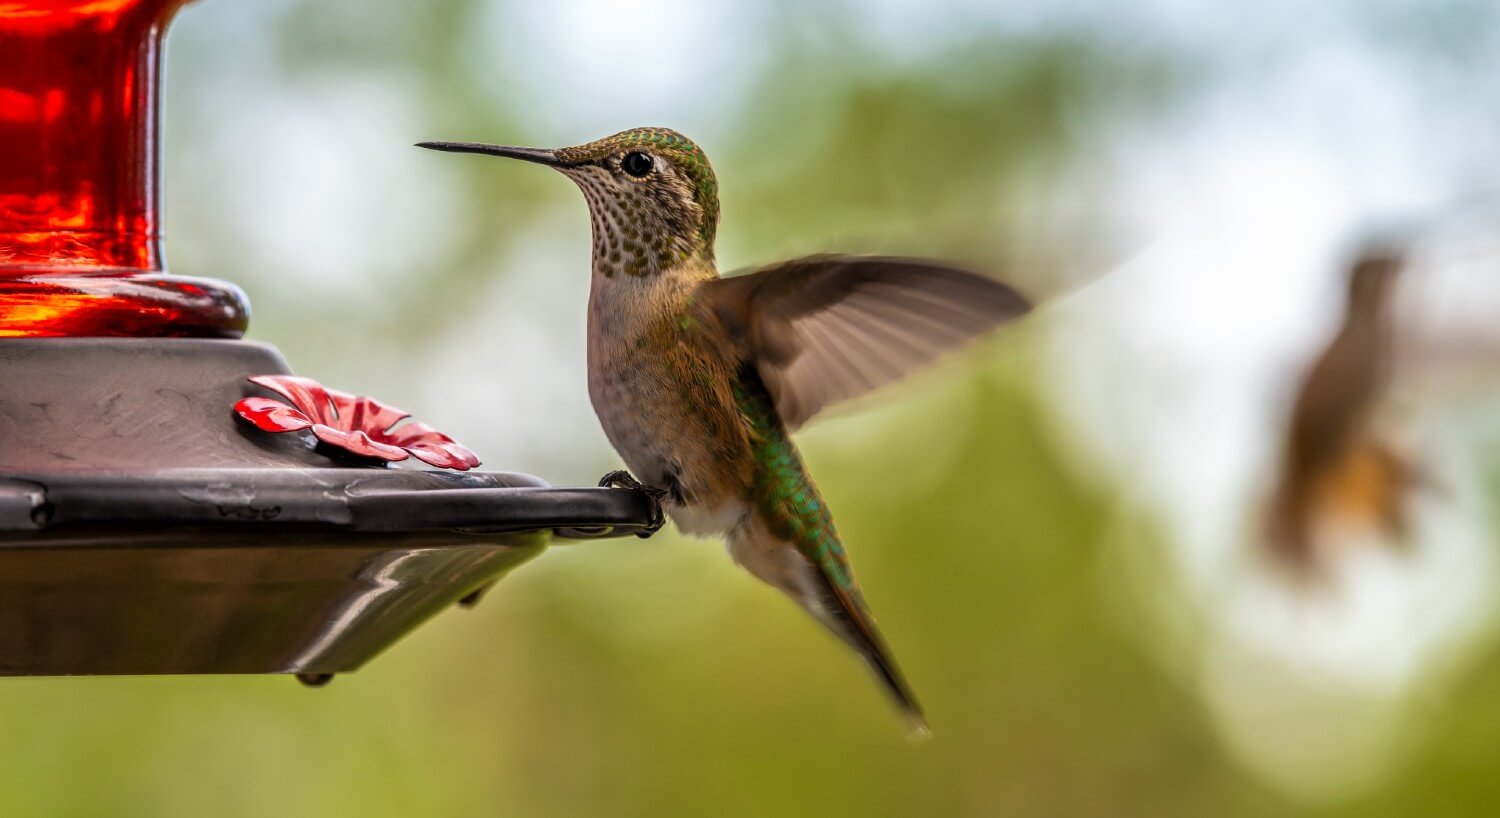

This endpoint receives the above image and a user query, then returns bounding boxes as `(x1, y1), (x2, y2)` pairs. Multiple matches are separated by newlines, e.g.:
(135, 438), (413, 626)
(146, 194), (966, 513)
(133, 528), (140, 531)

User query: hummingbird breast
(587, 270), (755, 536)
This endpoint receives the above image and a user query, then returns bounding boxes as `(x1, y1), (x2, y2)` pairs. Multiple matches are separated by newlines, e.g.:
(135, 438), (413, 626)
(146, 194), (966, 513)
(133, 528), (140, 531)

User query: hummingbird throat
(572, 169), (713, 279)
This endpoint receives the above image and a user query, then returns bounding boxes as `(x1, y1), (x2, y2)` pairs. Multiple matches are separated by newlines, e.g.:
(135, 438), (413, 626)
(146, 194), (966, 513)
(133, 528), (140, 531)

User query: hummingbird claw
(598, 470), (669, 538)
(457, 581), (495, 608)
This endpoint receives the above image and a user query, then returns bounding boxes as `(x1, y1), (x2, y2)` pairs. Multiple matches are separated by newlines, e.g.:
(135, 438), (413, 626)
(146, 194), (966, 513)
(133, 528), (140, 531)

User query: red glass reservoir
(0, 0), (248, 337)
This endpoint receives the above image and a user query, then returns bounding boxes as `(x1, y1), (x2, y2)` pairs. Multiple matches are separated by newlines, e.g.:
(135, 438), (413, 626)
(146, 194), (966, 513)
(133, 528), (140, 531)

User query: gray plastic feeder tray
(0, 338), (657, 680)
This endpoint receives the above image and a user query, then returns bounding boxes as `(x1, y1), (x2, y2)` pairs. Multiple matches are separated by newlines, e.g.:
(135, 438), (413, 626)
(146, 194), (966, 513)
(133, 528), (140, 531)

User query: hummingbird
(1265, 248), (1413, 575)
(418, 128), (1029, 734)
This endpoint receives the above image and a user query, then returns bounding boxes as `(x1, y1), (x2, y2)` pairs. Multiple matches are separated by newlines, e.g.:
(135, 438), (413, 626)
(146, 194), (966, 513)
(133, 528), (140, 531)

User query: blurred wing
(701, 254), (1030, 429)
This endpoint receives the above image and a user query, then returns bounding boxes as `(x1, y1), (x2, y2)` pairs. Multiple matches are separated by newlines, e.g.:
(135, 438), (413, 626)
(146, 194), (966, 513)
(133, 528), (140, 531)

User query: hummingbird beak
(414, 141), (570, 167)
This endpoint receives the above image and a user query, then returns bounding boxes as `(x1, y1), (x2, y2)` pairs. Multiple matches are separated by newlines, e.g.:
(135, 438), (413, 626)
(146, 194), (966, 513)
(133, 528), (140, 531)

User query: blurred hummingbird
(418, 128), (1029, 734)
(1265, 248), (1413, 575)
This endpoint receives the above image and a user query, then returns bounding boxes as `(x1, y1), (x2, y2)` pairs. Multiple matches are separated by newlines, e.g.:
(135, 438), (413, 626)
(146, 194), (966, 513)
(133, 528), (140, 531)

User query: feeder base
(0, 338), (655, 676)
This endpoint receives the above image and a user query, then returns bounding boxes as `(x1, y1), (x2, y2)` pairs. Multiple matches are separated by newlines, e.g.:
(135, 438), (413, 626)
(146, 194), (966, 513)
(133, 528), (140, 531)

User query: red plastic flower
(233, 375), (481, 471)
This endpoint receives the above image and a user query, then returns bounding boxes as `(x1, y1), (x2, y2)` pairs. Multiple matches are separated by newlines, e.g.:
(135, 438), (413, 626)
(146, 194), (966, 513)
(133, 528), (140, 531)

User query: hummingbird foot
(457, 581), (495, 608)
(598, 470), (669, 538)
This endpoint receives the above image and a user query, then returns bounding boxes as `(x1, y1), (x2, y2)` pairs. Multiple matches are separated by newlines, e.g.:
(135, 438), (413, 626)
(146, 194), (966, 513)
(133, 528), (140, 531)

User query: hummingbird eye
(621, 151), (654, 178)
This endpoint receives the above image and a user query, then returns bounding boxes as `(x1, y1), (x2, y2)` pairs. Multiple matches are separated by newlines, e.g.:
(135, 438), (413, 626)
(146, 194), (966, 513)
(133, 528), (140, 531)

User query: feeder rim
(0, 468), (657, 540)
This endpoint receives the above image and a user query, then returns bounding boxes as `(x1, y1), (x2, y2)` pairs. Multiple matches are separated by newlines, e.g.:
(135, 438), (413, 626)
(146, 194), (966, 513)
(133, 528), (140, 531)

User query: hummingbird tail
(727, 517), (929, 738)
(802, 561), (929, 739)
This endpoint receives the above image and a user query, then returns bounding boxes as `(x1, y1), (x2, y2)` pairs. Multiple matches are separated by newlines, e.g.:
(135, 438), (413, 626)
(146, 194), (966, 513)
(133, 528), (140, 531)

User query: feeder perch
(0, 0), (655, 680)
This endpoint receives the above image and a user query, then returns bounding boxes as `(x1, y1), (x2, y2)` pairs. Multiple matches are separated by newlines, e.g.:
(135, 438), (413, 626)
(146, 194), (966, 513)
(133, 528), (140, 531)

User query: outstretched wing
(700, 254), (1030, 430)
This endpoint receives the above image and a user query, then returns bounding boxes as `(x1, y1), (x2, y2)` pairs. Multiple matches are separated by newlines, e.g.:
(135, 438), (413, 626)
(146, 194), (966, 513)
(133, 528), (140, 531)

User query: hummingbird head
(418, 127), (719, 277)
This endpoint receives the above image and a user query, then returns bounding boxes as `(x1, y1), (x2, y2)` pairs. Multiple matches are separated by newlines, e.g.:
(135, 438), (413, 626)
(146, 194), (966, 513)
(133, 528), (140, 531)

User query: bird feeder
(0, 0), (654, 681)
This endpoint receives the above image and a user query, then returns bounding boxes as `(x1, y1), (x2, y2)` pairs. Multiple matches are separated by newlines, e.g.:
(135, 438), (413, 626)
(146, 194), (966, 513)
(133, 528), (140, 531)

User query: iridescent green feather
(732, 373), (855, 590)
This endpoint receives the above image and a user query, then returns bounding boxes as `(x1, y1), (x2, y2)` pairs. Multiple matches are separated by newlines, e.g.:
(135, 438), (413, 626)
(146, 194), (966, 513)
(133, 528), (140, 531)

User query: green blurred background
(9, 0), (1500, 815)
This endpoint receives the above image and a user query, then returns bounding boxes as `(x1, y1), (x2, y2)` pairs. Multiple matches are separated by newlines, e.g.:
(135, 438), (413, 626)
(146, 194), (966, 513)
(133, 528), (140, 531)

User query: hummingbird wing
(701, 254), (1030, 430)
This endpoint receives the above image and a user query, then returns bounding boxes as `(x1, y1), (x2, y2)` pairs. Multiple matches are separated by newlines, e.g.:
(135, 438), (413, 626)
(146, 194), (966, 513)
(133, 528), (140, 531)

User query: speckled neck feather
(556, 127), (719, 279)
